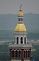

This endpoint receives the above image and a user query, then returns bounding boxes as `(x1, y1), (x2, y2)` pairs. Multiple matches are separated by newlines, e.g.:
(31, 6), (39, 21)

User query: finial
(19, 4), (23, 10)
(18, 4), (24, 17)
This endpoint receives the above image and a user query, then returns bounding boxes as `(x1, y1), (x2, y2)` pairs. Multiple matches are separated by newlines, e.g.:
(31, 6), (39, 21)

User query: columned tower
(14, 5), (27, 45)
(9, 5), (32, 61)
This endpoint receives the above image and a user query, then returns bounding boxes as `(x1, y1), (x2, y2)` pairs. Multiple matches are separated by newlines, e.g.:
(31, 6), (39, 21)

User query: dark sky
(0, 0), (39, 14)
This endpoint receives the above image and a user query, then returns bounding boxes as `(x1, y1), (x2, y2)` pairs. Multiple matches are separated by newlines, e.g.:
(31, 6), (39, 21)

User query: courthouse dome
(15, 22), (27, 32)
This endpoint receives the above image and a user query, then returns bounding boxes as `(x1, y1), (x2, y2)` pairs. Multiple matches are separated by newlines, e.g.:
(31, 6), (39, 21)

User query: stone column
(21, 49), (24, 61)
(11, 50), (14, 59)
(19, 36), (20, 44)
(24, 50), (25, 59)
(27, 50), (28, 59)
(26, 50), (27, 59)
(14, 50), (16, 59)
(11, 49), (14, 59)
(23, 37), (24, 44)
(26, 37), (27, 44)
(17, 49), (19, 59)
(25, 50), (26, 59)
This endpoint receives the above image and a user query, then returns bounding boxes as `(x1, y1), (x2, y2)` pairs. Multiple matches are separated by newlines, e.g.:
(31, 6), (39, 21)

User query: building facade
(9, 6), (32, 61)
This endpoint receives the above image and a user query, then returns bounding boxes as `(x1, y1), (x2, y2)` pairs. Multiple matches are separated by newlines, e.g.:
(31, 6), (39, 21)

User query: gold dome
(15, 23), (27, 32)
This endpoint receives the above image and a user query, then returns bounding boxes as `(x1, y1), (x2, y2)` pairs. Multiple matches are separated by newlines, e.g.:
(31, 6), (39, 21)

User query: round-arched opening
(20, 37), (23, 44)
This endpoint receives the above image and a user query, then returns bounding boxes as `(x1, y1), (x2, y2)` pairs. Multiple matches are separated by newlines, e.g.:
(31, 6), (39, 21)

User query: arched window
(17, 37), (19, 44)
(18, 18), (20, 21)
(21, 37), (23, 44)
(18, 18), (23, 21)
(28, 50), (30, 57)
(11, 50), (14, 58)
(24, 37), (26, 44)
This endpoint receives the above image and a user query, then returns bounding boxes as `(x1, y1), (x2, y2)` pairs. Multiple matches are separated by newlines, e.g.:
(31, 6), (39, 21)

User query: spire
(18, 4), (24, 17)
(19, 4), (23, 11)
(14, 5), (27, 32)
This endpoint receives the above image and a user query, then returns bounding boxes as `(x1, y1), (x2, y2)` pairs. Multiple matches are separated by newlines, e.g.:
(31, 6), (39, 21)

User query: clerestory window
(21, 37), (23, 44)
(17, 37), (19, 44)
(24, 37), (26, 44)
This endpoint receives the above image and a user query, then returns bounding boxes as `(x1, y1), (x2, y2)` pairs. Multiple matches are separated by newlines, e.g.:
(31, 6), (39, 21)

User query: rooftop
(9, 43), (32, 48)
